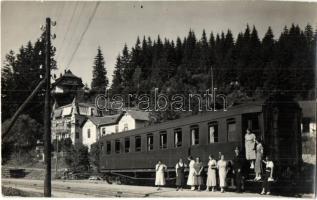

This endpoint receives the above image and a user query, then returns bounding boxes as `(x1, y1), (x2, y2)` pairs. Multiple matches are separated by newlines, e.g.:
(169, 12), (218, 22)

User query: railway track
(2, 178), (313, 198)
(2, 179), (148, 197)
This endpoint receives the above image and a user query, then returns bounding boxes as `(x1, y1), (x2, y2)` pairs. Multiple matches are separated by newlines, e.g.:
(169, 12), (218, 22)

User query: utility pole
(55, 135), (58, 177)
(44, 17), (52, 197)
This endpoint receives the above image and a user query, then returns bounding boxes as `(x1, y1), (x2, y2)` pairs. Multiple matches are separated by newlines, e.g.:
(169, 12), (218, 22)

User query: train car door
(242, 113), (263, 145)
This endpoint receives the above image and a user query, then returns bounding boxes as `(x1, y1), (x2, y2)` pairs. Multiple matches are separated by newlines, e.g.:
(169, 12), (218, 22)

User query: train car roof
(100, 101), (265, 140)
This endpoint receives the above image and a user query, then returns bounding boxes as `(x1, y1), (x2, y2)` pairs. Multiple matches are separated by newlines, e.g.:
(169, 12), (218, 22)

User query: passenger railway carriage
(99, 99), (302, 184)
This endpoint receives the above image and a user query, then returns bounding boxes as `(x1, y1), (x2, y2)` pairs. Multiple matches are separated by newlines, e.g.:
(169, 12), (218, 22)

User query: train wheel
(115, 176), (122, 185)
(107, 176), (113, 184)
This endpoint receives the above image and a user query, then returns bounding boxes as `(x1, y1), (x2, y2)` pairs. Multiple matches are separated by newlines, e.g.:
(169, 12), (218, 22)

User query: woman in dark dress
(175, 158), (186, 191)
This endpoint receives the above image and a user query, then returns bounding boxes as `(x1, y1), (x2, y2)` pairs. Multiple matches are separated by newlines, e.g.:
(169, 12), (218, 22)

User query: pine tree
(1, 50), (17, 121)
(2, 35), (56, 123)
(111, 55), (124, 94)
(91, 47), (108, 94)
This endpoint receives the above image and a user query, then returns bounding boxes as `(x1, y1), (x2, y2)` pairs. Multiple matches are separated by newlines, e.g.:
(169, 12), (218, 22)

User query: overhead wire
(58, 2), (86, 69)
(55, 2), (79, 61)
(66, 1), (100, 68)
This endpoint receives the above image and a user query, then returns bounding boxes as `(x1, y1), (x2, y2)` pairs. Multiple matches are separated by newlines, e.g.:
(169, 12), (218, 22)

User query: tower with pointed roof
(52, 69), (84, 107)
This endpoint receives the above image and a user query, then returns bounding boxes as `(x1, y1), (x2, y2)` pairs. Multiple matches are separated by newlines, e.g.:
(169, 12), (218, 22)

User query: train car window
(174, 128), (182, 147)
(135, 136), (141, 152)
(190, 125), (199, 146)
(302, 118), (311, 133)
(227, 119), (238, 141)
(106, 141), (111, 154)
(115, 140), (121, 153)
(208, 122), (218, 143)
(124, 138), (130, 153)
(147, 134), (154, 151)
(159, 131), (167, 149)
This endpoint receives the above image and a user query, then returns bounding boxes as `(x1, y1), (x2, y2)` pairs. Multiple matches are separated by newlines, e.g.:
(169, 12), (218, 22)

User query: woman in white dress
(217, 154), (228, 193)
(186, 156), (197, 190)
(245, 128), (256, 169)
(206, 155), (217, 192)
(155, 160), (167, 190)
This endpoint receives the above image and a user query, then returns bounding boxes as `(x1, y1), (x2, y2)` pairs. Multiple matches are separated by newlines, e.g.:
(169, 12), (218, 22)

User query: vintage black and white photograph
(1, 0), (316, 198)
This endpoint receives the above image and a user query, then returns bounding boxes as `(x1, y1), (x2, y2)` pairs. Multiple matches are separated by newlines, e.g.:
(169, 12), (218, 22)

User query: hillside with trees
(111, 24), (316, 122)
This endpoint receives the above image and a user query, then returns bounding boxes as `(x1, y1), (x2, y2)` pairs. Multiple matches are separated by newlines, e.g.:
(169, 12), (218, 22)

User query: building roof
(298, 100), (316, 119)
(127, 110), (149, 121)
(62, 70), (78, 78)
(87, 114), (122, 126)
(53, 99), (97, 117)
(83, 110), (149, 127)
(52, 70), (84, 88)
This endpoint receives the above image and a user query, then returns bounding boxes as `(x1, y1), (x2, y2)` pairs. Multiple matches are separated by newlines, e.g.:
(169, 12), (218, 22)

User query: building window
(124, 123), (128, 131)
(102, 128), (106, 136)
(124, 138), (130, 153)
(190, 125), (199, 146)
(174, 128), (182, 147)
(106, 141), (111, 154)
(115, 125), (119, 133)
(208, 122), (218, 143)
(135, 136), (141, 152)
(115, 140), (121, 153)
(227, 119), (238, 141)
(87, 129), (91, 138)
(75, 132), (79, 139)
(147, 134), (154, 151)
(159, 131), (167, 149)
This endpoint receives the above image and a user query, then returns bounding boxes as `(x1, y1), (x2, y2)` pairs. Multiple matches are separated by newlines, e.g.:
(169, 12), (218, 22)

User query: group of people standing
(155, 129), (275, 195)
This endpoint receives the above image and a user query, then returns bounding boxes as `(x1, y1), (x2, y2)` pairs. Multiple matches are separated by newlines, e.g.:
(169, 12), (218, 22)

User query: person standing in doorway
(245, 128), (256, 169)
(155, 160), (167, 190)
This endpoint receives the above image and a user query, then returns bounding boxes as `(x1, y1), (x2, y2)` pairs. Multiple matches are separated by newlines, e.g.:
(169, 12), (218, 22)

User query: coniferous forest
(1, 23), (316, 165)
(111, 24), (316, 121)
(2, 24), (316, 124)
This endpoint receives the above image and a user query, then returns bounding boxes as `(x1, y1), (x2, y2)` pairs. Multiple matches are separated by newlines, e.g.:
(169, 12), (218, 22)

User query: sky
(2, 1), (317, 87)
